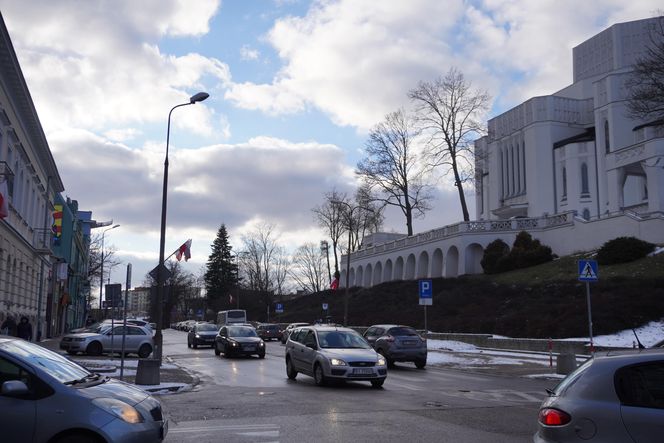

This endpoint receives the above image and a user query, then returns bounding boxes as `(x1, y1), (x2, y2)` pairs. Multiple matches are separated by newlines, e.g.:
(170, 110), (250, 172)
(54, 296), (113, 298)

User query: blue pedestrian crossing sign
(419, 279), (433, 306)
(578, 260), (598, 282)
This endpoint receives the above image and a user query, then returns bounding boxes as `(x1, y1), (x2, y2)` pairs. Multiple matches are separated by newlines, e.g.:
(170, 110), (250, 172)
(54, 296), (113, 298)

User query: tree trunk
(452, 163), (470, 221)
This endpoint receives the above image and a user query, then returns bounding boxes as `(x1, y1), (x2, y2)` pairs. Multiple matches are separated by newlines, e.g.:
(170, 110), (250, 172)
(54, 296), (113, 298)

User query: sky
(1, 0), (661, 296)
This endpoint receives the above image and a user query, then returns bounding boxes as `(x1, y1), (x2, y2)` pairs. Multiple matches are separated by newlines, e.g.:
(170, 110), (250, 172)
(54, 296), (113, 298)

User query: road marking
(169, 423), (280, 434)
(444, 389), (546, 404)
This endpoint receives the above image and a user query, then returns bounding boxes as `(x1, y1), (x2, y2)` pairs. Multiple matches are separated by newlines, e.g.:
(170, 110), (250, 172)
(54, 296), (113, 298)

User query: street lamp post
(320, 240), (332, 285)
(99, 224), (120, 312)
(155, 92), (209, 365)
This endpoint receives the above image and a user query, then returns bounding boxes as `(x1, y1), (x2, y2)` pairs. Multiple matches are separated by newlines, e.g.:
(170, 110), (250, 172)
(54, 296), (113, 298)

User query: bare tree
(239, 223), (285, 294)
(312, 189), (346, 273)
(626, 15), (664, 122)
(353, 184), (384, 249)
(409, 68), (490, 221)
(88, 232), (120, 291)
(356, 108), (432, 236)
(290, 243), (327, 294)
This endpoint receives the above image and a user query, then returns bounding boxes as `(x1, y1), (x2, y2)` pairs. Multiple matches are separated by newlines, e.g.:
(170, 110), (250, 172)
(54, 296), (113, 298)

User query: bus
(216, 309), (247, 326)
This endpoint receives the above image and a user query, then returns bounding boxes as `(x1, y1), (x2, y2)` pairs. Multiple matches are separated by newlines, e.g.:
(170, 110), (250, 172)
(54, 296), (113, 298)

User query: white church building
(340, 17), (664, 288)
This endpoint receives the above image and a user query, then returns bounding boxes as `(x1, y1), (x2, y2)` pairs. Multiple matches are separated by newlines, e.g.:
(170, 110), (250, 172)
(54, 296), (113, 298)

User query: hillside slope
(256, 253), (664, 339)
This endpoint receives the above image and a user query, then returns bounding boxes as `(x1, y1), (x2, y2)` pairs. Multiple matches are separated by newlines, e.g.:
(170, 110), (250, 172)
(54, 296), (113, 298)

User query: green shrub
(596, 237), (655, 264)
(481, 239), (510, 274)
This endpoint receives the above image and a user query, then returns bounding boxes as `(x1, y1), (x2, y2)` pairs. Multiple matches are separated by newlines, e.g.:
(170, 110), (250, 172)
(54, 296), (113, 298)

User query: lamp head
(190, 92), (210, 104)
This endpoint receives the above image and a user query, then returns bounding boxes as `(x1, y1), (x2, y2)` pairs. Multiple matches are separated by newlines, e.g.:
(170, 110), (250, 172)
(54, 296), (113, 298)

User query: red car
(256, 324), (282, 341)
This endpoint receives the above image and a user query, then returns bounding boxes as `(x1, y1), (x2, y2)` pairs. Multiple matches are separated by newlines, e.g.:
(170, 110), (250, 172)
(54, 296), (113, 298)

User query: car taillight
(539, 408), (571, 426)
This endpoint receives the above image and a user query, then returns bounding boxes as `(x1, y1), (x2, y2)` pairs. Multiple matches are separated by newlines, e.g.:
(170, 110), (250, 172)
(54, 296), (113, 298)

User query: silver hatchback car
(285, 325), (387, 388)
(60, 323), (154, 358)
(535, 349), (664, 443)
(0, 337), (167, 442)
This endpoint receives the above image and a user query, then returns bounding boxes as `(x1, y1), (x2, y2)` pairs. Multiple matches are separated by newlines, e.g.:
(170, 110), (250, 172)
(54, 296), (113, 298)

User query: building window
(562, 167), (567, 199)
(581, 163), (589, 195)
(582, 208), (590, 220)
(604, 120), (610, 153)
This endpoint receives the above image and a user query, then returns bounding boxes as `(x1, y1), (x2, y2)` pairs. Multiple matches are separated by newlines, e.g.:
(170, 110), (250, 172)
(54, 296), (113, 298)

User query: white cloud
(240, 45), (261, 61)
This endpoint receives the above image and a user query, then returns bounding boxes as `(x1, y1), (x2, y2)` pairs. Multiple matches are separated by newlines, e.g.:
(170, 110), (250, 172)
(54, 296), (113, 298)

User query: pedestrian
(16, 316), (33, 341)
(1, 315), (18, 336)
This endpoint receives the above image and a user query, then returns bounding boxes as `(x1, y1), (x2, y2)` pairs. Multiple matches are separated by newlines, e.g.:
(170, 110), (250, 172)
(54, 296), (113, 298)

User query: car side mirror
(306, 342), (318, 350)
(1, 380), (29, 397)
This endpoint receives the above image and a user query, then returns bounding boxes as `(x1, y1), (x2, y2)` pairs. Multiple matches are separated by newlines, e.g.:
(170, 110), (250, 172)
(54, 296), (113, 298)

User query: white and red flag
(175, 239), (192, 261)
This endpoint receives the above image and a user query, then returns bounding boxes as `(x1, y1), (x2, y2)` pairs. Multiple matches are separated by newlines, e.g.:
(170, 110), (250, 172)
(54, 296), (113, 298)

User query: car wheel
(258, 351), (265, 359)
(378, 349), (394, 368)
(187, 339), (191, 348)
(86, 341), (102, 356)
(214, 343), (221, 356)
(415, 359), (426, 369)
(286, 357), (298, 379)
(138, 344), (152, 359)
(314, 363), (326, 386)
(371, 379), (385, 389)
(193, 342), (198, 349)
(52, 432), (103, 443)
(223, 345), (231, 358)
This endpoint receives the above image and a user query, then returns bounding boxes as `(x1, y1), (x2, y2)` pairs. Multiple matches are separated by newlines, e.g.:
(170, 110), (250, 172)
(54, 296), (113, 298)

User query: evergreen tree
(204, 224), (237, 312)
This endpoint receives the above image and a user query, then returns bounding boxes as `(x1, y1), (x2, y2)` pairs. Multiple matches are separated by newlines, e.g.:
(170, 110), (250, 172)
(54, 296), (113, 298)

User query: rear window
(228, 311), (245, 318)
(387, 327), (418, 337)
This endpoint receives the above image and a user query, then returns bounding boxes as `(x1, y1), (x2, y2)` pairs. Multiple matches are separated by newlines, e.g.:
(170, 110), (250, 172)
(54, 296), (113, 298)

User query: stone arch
(417, 251), (429, 278)
(394, 256), (404, 281)
(445, 246), (459, 277)
(383, 259), (393, 282)
(364, 263), (373, 287)
(373, 262), (383, 286)
(356, 266), (364, 288)
(464, 243), (484, 274)
(404, 254), (416, 280)
(431, 249), (444, 278)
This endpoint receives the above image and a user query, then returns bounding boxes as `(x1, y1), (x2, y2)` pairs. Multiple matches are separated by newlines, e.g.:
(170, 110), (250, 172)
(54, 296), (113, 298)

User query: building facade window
(604, 120), (610, 153)
(582, 208), (590, 220)
(562, 167), (567, 199)
(581, 163), (589, 195)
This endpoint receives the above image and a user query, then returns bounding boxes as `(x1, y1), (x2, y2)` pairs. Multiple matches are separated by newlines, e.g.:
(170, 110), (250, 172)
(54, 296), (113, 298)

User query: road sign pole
(586, 281), (594, 356)
(424, 304), (428, 333)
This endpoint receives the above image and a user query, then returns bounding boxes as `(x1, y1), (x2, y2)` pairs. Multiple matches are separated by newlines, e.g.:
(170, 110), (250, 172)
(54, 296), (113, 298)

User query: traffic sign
(275, 303), (284, 314)
(419, 279), (432, 306)
(322, 303), (328, 311)
(578, 260), (598, 282)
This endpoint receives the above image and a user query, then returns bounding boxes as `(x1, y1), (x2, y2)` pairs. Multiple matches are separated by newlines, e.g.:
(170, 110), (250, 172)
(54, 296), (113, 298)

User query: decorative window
(581, 163), (589, 195)
(562, 167), (567, 199)
(604, 120), (610, 153)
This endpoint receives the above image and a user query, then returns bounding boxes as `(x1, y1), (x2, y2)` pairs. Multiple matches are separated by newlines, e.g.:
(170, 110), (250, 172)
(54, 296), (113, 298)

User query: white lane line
(169, 423), (280, 434)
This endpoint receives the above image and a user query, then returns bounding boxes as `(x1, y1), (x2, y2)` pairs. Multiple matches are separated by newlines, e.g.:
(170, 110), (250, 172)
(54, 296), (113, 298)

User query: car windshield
(0, 340), (90, 384)
(228, 326), (257, 337)
(388, 327), (419, 336)
(196, 324), (217, 331)
(318, 331), (371, 349)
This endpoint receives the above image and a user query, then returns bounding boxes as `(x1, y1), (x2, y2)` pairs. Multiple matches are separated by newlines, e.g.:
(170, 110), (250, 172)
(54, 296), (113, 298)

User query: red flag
(330, 278), (339, 290)
(175, 239), (192, 261)
(0, 179), (9, 219)
(229, 293), (234, 304)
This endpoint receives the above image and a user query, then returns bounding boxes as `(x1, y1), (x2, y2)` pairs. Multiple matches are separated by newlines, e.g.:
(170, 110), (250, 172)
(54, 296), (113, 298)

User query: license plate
(353, 368), (374, 375)
(243, 345), (256, 351)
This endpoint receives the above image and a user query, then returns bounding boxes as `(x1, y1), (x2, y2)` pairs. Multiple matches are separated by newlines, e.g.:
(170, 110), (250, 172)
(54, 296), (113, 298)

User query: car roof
(301, 325), (356, 333)
(368, 324), (410, 329)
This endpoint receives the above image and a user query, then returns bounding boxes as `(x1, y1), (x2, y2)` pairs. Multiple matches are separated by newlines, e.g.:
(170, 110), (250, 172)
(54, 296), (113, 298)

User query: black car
(187, 322), (218, 348)
(363, 324), (427, 368)
(214, 325), (266, 358)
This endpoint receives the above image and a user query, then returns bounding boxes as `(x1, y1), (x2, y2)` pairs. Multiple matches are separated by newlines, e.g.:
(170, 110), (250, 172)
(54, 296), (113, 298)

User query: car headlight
(195, 334), (201, 338)
(92, 398), (144, 424)
(330, 358), (347, 366)
(377, 357), (386, 366)
(231, 341), (239, 347)
(259, 341), (265, 347)
(73, 337), (86, 342)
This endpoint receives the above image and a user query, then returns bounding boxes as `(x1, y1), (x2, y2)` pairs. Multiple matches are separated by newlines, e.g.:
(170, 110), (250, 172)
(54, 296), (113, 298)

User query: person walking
(1, 315), (18, 336)
(16, 316), (33, 341)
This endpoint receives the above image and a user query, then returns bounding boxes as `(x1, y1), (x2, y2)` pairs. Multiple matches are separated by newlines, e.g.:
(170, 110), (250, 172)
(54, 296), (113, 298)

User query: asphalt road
(158, 329), (553, 443)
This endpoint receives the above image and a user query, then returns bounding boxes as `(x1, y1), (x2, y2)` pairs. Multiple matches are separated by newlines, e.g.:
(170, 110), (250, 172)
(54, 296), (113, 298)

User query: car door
(217, 327), (228, 349)
(0, 355), (37, 442)
(616, 361), (664, 443)
(288, 329), (308, 372)
(299, 330), (319, 374)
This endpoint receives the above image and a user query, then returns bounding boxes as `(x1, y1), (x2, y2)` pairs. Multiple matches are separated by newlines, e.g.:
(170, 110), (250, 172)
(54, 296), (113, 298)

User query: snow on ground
(564, 320), (664, 348)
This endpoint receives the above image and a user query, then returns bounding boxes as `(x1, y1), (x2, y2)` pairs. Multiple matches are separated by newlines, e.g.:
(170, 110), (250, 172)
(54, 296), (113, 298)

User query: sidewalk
(37, 337), (198, 393)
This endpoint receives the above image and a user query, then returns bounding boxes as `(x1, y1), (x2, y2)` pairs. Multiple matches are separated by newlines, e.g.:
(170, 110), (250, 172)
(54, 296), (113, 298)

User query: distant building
(340, 17), (664, 287)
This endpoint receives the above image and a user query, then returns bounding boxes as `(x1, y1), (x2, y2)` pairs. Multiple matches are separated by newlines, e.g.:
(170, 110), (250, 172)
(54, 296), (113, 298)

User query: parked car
(187, 323), (218, 348)
(285, 325), (387, 388)
(281, 322), (309, 344)
(256, 323), (282, 341)
(0, 336), (168, 442)
(363, 324), (427, 369)
(534, 349), (664, 443)
(59, 324), (154, 358)
(214, 325), (265, 358)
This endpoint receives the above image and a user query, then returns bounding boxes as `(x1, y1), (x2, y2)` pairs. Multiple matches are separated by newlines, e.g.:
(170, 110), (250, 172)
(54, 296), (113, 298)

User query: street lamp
(99, 224), (120, 311)
(155, 91), (209, 365)
(320, 240), (332, 285)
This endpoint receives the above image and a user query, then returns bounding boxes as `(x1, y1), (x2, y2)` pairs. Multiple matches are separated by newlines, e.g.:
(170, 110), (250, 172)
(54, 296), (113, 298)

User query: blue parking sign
(419, 279), (432, 306)
(275, 303), (284, 313)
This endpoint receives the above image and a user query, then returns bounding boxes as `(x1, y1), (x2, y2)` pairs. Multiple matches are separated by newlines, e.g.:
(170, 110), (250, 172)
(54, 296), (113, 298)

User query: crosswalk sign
(578, 260), (598, 282)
